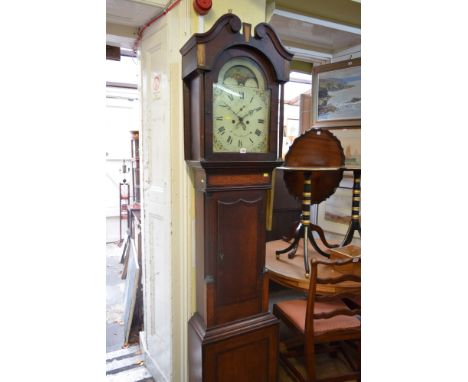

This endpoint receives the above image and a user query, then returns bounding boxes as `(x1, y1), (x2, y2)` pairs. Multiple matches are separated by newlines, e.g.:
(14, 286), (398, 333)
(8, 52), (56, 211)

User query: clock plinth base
(188, 312), (279, 382)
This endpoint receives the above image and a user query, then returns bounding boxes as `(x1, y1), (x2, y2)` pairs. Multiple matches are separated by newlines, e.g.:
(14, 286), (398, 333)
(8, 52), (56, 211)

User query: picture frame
(312, 58), (361, 129)
(330, 128), (361, 167)
(317, 186), (353, 236)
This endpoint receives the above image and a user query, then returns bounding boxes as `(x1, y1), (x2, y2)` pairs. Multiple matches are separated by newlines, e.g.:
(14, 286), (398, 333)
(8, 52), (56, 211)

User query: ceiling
(270, 10), (360, 63)
(106, 0), (360, 61)
(274, 0), (360, 28)
(106, 0), (164, 27)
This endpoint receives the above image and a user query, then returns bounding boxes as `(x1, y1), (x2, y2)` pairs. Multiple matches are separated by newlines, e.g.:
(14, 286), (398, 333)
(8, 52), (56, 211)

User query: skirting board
(139, 331), (169, 382)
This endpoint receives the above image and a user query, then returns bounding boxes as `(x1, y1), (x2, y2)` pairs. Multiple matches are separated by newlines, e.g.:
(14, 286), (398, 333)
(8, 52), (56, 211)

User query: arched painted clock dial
(212, 57), (270, 153)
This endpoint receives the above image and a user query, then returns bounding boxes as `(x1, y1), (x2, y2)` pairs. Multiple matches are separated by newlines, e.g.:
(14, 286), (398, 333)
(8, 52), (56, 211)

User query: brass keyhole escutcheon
(218, 252), (224, 261)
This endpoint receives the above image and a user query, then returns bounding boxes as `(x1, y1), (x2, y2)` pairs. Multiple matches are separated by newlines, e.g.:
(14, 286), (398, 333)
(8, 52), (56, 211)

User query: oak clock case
(180, 13), (292, 382)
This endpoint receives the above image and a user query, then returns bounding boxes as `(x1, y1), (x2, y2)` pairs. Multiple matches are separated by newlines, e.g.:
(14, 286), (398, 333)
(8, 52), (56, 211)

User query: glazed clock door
(211, 190), (266, 325)
(212, 57), (270, 154)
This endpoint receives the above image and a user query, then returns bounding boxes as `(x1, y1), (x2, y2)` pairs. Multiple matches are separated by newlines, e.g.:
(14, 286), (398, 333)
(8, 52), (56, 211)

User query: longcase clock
(180, 14), (293, 381)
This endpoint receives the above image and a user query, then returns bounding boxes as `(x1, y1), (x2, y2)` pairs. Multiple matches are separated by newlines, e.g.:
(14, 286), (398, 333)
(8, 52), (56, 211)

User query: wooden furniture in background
(181, 14), (293, 381)
(120, 204), (140, 277)
(315, 168), (361, 245)
(282, 129), (344, 203)
(275, 128), (345, 276)
(119, 180), (130, 244)
(106, 45), (120, 61)
(266, 239), (360, 293)
(328, 244), (361, 275)
(130, 131), (140, 203)
(266, 168), (302, 242)
(273, 257), (361, 382)
(341, 168), (361, 246)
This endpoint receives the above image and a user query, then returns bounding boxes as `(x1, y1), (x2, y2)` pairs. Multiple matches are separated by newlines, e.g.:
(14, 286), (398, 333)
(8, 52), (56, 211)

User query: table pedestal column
(342, 169), (361, 246)
(275, 172), (332, 277)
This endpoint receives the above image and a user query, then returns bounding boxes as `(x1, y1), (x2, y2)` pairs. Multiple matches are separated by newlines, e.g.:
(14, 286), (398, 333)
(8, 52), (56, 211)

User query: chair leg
(279, 352), (306, 382)
(304, 341), (317, 382)
(356, 341), (361, 381)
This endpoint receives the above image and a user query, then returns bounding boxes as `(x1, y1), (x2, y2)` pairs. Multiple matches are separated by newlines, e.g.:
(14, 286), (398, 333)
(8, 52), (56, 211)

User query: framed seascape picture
(317, 187), (353, 236)
(312, 58), (361, 128)
(330, 128), (361, 167)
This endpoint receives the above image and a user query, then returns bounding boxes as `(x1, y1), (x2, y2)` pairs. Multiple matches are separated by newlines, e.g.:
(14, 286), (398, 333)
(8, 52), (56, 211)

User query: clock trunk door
(212, 190), (266, 325)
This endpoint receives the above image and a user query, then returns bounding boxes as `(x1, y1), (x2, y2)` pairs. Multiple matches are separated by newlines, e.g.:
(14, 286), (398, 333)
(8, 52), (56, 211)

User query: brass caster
(305, 273), (310, 279)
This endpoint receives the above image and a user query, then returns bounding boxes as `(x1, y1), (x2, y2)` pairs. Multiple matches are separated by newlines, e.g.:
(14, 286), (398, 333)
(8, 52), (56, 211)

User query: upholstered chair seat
(274, 299), (360, 336)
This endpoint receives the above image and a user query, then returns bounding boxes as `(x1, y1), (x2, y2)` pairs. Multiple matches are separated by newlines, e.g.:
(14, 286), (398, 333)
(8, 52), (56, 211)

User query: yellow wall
(106, 22), (138, 39)
(275, 0), (360, 27)
(195, 0), (267, 32)
(290, 60), (313, 74)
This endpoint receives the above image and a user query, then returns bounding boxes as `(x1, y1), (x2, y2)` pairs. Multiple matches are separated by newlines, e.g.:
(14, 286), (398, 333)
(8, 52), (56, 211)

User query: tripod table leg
(342, 169), (361, 247)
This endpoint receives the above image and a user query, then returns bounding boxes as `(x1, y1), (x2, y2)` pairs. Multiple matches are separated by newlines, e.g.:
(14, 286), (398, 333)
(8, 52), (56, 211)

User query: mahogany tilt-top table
(275, 166), (361, 277)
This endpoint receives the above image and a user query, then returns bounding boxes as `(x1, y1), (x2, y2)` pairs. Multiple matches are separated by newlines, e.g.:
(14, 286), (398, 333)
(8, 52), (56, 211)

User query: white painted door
(139, 2), (193, 381)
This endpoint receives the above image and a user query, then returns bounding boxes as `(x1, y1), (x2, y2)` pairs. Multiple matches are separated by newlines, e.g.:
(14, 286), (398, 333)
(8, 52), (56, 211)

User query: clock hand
(240, 106), (263, 119)
(229, 107), (246, 124)
(221, 103), (243, 121)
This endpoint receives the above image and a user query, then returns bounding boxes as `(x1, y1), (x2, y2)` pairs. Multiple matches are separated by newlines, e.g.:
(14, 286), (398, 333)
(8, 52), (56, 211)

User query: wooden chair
(273, 257), (361, 382)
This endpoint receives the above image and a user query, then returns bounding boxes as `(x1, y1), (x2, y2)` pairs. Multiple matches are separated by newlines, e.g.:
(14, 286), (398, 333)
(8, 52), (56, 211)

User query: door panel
(216, 198), (261, 306)
(208, 190), (267, 325)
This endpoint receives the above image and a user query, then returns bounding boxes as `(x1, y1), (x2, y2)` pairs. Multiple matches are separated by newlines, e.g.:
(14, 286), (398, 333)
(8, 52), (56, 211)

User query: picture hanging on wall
(331, 128), (361, 167)
(317, 186), (353, 236)
(312, 58), (361, 128)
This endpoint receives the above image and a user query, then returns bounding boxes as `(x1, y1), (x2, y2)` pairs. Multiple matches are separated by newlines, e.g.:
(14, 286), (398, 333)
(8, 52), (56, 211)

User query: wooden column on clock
(180, 14), (293, 382)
